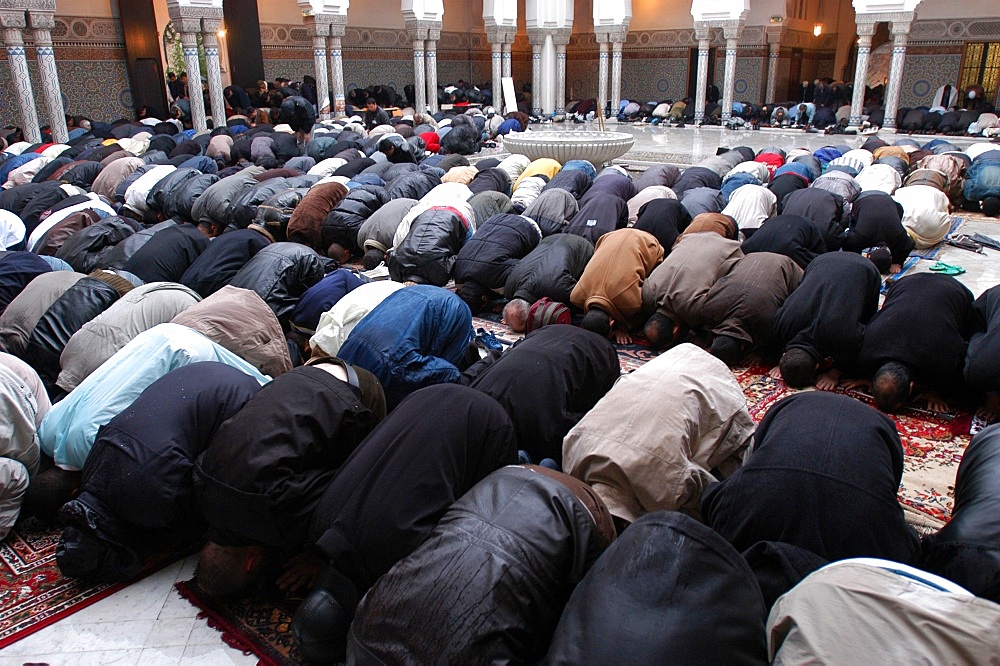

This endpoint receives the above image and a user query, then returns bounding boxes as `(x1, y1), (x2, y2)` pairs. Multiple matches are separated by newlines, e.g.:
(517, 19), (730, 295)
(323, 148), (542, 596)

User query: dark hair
(23, 468), (80, 524)
(581, 307), (612, 338)
(872, 361), (912, 412)
(867, 246), (892, 274)
(362, 247), (386, 270)
(710, 334), (744, 366)
(456, 282), (490, 315)
(983, 196), (1000, 218)
(643, 313), (675, 349)
(197, 542), (264, 598)
(779, 347), (818, 388)
(366, 97), (376, 105)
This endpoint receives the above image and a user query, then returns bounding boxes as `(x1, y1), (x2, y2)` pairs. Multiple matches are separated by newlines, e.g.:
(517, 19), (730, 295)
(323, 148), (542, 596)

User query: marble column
(1, 15), (40, 143)
(553, 30), (570, 117)
(312, 34), (331, 119)
(489, 39), (503, 112)
(694, 26), (710, 126)
(178, 25), (206, 132)
(425, 27), (440, 114)
(528, 31), (544, 116)
(202, 19), (226, 127)
(765, 37), (780, 104)
(29, 12), (68, 143)
(882, 20), (911, 131)
(848, 22), (875, 129)
(721, 34), (739, 122)
(597, 37), (609, 118)
(413, 39), (426, 113)
(501, 37), (512, 80)
(328, 22), (347, 117)
(610, 37), (624, 116)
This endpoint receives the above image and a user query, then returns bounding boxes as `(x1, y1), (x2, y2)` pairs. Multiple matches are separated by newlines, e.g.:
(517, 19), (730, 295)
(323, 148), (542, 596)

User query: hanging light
(813, 23), (823, 37)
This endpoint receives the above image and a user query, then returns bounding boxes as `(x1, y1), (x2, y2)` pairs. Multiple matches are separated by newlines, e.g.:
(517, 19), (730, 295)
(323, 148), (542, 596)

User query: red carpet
(0, 518), (136, 648)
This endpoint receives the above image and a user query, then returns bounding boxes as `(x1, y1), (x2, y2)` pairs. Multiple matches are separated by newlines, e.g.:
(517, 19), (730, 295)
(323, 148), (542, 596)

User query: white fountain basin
(502, 130), (635, 167)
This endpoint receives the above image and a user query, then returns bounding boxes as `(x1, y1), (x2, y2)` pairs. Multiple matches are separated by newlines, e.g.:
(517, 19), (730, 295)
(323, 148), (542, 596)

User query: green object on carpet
(929, 261), (966, 275)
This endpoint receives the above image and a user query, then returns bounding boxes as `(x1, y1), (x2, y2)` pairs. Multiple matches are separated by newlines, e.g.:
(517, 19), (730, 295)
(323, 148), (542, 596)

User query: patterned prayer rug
(0, 518), (134, 648)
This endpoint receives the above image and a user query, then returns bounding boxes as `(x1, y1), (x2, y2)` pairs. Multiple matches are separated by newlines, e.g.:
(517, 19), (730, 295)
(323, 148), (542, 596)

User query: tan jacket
(171, 285), (292, 378)
(563, 343), (755, 523)
(570, 228), (663, 325)
(769, 560), (1000, 663)
(641, 232), (743, 328)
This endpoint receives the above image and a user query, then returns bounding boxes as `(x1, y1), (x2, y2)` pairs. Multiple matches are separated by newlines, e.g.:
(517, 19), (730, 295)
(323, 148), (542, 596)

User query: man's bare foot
(915, 390), (949, 413)
(815, 369), (842, 392)
(613, 330), (633, 345)
(276, 551), (325, 592)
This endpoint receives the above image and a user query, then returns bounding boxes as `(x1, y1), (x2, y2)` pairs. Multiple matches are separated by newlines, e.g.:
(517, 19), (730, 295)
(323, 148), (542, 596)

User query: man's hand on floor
(276, 550), (325, 592)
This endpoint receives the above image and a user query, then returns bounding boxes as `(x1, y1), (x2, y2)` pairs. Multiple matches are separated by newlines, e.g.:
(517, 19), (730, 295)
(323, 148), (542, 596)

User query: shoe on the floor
(292, 565), (359, 663)
(361, 261), (390, 281)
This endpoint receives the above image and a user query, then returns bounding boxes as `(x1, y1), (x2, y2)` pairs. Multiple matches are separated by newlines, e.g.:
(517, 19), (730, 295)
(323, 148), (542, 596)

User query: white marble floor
(0, 554), (255, 665)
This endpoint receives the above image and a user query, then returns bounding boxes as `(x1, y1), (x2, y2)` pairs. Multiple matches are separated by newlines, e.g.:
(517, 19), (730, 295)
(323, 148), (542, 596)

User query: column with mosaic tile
(849, 21), (876, 129)
(693, 24), (710, 125)
(29, 10), (67, 143)
(883, 14), (914, 131)
(1, 10), (40, 143)
(202, 18), (226, 127)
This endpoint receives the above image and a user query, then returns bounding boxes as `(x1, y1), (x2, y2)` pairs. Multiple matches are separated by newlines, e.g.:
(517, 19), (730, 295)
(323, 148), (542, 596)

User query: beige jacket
(171, 285), (292, 378)
(563, 343), (755, 523)
(769, 560), (1000, 664)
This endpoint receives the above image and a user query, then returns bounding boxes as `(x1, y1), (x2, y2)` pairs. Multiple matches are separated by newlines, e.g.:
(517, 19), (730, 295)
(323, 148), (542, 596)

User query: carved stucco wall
(0, 16), (131, 127)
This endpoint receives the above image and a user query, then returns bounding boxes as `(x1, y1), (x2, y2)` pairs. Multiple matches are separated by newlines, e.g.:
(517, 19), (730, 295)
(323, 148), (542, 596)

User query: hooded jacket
(564, 344), (755, 523)
(170, 172), (220, 224)
(309, 280), (405, 358)
(389, 206), (471, 286)
(504, 233), (594, 305)
(56, 363), (261, 582)
(321, 185), (390, 255)
(469, 326), (619, 462)
(741, 214), (827, 269)
(0, 250), (52, 314)
(356, 198), (417, 255)
(190, 167), (264, 230)
(702, 392), (921, 576)
(226, 242), (326, 329)
(179, 228), (271, 297)
(544, 512), (768, 665)
(454, 213), (542, 290)
(171, 285), (293, 378)
(121, 223), (209, 284)
(194, 363), (380, 550)
(857, 272), (972, 392)
(542, 169), (591, 201)
(347, 465), (614, 664)
(773, 251), (881, 366)
(563, 194), (628, 245)
(308, 384), (517, 596)
(56, 282), (201, 392)
(53, 217), (138, 275)
(700, 252), (803, 346)
(524, 189), (579, 237)
(338, 285), (473, 409)
(571, 228), (663, 325)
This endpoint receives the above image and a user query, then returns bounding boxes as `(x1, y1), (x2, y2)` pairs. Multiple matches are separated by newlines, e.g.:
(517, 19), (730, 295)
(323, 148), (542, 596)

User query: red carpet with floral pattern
(0, 518), (140, 648)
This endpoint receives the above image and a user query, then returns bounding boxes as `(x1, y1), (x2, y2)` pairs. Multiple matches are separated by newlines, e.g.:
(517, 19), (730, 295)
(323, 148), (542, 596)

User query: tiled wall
(0, 16), (131, 128)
